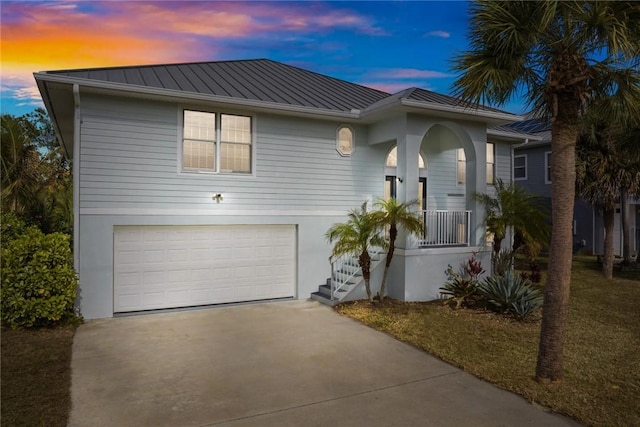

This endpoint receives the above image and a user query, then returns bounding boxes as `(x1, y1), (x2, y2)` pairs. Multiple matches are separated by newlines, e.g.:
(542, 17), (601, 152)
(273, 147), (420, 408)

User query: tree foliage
(452, 0), (640, 382)
(370, 197), (424, 302)
(1, 108), (72, 235)
(326, 202), (386, 302)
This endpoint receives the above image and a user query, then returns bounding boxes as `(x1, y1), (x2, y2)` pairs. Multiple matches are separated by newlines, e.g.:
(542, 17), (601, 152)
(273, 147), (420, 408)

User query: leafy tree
(1, 110), (72, 235)
(371, 198), (424, 302)
(326, 202), (386, 303)
(452, 1), (640, 382)
(474, 179), (550, 271)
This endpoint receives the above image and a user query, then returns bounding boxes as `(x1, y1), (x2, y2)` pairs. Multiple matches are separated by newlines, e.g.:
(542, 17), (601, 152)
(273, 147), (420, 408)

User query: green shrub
(1, 227), (80, 328)
(478, 271), (543, 320)
(1, 212), (29, 244)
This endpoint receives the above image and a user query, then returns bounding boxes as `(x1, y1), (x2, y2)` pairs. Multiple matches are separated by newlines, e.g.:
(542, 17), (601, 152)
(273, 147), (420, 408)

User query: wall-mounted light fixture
(212, 193), (224, 203)
(396, 177), (404, 183)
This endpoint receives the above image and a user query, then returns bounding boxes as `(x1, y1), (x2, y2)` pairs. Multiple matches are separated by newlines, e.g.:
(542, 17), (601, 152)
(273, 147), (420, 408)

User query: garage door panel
(114, 225), (296, 312)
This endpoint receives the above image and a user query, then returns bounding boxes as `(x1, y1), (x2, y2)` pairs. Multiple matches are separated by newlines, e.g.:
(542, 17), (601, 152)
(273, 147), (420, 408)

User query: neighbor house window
(182, 110), (252, 173)
(545, 151), (552, 183)
(457, 148), (466, 185)
(486, 142), (495, 185)
(514, 155), (527, 180)
(337, 125), (354, 156)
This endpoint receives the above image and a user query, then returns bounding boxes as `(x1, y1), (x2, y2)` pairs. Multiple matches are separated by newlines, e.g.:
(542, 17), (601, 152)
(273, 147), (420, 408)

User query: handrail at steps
(328, 245), (385, 301)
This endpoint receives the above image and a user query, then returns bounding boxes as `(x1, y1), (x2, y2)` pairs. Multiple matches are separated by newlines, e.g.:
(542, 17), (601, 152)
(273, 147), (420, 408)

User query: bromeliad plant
(440, 253), (485, 309)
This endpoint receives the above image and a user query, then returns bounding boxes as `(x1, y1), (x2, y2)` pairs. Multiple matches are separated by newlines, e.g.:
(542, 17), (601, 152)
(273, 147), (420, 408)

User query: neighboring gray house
(35, 59), (534, 319)
(511, 118), (639, 256)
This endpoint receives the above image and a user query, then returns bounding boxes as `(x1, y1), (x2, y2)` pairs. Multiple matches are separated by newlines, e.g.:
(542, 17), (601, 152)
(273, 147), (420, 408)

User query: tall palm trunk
(621, 191), (631, 265)
(379, 224), (397, 302)
(536, 104), (577, 383)
(359, 250), (373, 302)
(602, 208), (615, 279)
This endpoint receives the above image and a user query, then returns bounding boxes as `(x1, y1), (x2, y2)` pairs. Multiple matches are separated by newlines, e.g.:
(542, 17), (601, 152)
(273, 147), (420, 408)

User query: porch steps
(310, 254), (385, 307)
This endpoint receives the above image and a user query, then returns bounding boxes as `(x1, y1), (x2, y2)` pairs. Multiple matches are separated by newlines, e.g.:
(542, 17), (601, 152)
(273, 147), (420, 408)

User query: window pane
(338, 127), (353, 155)
(486, 143), (494, 163)
(183, 139), (215, 170)
(386, 146), (425, 168)
(514, 168), (526, 179)
(221, 114), (251, 143)
(486, 166), (494, 184)
(184, 111), (215, 141)
(514, 156), (525, 167)
(221, 142), (251, 173)
(457, 148), (466, 185)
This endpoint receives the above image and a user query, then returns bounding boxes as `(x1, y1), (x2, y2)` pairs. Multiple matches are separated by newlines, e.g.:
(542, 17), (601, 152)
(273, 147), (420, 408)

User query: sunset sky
(1, 1), (527, 117)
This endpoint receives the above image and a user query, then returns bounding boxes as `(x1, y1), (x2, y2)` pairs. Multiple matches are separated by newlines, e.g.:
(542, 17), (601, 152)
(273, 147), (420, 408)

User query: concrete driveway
(70, 300), (579, 427)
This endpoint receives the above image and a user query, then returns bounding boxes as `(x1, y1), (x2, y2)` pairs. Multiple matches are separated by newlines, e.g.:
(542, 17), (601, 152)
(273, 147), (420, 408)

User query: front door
(385, 176), (426, 210)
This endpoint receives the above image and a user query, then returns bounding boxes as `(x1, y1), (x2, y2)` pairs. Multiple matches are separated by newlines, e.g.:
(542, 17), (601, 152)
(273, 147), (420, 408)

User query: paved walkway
(70, 300), (580, 426)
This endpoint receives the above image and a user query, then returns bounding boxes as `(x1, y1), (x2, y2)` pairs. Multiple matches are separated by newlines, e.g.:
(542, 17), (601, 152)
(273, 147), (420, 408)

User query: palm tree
(371, 198), (424, 303)
(326, 202), (386, 303)
(452, 1), (640, 382)
(1, 115), (42, 215)
(475, 179), (550, 269)
(577, 125), (640, 278)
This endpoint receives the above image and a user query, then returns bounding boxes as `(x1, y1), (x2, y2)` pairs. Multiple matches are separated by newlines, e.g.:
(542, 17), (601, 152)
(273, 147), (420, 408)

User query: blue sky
(1, 1), (527, 117)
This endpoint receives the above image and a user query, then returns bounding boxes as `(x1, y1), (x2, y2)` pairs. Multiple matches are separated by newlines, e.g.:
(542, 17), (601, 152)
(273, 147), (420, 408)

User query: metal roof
(41, 59), (518, 118)
(43, 59), (390, 113)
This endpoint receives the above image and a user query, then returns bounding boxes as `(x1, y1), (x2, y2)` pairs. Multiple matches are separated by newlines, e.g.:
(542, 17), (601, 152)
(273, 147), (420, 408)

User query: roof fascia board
(34, 73), (360, 121)
(487, 128), (543, 142)
(400, 99), (522, 123)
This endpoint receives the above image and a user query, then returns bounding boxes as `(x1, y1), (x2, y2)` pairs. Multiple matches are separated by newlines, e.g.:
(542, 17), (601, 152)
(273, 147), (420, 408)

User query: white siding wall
(79, 94), (385, 212)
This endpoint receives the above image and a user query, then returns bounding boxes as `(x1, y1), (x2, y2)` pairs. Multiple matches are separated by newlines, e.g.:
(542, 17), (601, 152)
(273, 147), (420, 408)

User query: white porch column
(396, 133), (422, 249)
(466, 138), (488, 247)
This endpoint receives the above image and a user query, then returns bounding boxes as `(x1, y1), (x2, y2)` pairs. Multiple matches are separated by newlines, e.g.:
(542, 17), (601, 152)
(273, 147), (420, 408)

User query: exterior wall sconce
(212, 193), (224, 203)
(396, 177), (404, 183)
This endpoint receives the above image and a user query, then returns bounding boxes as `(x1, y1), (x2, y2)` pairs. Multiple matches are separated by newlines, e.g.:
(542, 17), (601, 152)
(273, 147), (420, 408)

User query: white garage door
(114, 225), (296, 313)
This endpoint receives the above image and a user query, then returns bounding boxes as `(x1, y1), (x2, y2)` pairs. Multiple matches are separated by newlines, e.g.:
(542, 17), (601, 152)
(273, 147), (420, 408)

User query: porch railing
(418, 210), (471, 247)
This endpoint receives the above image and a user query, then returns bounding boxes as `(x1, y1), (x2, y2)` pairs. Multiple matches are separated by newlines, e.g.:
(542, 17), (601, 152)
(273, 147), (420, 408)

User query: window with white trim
(486, 142), (495, 185)
(514, 154), (527, 180)
(337, 125), (354, 156)
(457, 148), (466, 185)
(182, 110), (252, 173)
(545, 151), (552, 183)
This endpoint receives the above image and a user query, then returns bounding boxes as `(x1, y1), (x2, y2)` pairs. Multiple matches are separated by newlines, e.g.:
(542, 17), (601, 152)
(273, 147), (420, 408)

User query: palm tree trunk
(536, 107), (577, 383)
(621, 191), (631, 265)
(602, 207), (615, 279)
(492, 237), (503, 274)
(379, 224), (397, 303)
(359, 250), (373, 302)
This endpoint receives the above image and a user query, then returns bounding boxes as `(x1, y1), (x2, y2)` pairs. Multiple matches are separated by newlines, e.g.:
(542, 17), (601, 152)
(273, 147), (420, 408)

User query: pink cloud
(367, 68), (451, 79)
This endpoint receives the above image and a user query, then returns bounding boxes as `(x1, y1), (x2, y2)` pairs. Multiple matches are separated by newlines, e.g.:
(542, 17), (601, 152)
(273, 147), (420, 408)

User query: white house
(35, 59), (534, 319)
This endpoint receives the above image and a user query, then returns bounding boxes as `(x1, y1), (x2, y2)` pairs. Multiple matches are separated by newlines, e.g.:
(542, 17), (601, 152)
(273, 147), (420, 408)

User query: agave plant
(478, 271), (543, 320)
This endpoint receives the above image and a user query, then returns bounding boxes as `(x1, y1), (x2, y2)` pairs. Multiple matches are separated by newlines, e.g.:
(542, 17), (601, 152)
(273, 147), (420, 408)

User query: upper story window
(545, 151), (552, 184)
(182, 110), (252, 174)
(514, 154), (527, 180)
(457, 148), (466, 185)
(486, 142), (495, 185)
(386, 146), (426, 168)
(337, 125), (354, 156)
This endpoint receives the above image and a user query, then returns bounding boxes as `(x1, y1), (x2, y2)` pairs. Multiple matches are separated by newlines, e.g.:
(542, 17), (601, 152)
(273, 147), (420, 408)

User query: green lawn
(336, 256), (640, 427)
(1, 326), (76, 427)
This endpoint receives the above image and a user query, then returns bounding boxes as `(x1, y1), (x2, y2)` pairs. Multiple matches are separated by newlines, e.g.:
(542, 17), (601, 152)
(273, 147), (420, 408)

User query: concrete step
(319, 284), (348, 298)
(310, 292), (339, 306)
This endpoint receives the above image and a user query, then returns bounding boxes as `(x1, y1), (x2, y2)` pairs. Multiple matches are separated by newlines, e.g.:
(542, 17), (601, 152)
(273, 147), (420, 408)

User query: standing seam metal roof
(42, 59), (517, 117)
(45, 59), (390, 112)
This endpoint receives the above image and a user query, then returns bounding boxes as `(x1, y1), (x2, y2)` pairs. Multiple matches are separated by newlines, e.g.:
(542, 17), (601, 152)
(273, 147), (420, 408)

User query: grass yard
(1, 326), (76, 427)
(336, 256), (640, 427)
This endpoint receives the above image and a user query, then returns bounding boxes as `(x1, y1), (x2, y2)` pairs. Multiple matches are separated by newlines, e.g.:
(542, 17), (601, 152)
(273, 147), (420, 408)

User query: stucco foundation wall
(387, 246), (491, 302)
(78, 214), (345, 319)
